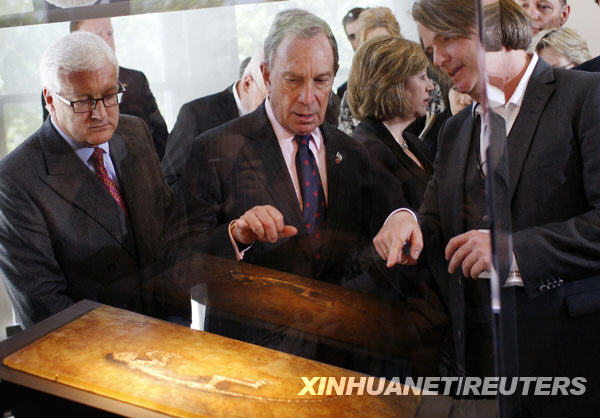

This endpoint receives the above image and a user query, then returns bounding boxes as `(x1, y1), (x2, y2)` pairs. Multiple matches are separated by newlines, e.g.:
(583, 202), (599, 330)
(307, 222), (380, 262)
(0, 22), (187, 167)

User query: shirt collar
(487, 53), (538, 110)
(50, 115), (110, 163)
(264, 97), (323, 151)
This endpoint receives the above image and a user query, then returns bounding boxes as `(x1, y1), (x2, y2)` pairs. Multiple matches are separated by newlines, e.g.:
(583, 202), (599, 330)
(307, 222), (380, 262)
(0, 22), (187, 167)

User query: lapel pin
(335, 152), (343, 165)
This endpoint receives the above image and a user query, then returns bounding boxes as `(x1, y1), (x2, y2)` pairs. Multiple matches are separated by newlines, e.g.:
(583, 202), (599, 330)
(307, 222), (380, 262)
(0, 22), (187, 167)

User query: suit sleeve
(0, 174), (73, 328)
(162, 103), (201, 188)
(137, 72), (169, 160)
(360, 136), (411, 231)
(177, 135), (236, 259)
(513, 79), (600, 296)
(417, 119), (450, 285)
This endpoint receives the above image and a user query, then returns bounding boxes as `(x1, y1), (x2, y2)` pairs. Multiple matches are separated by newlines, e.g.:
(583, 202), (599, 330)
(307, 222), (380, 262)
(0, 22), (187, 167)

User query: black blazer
(420, 59), (600, 416)
(352, 118), (433, 217)
(162, 85), (239, 188)
(352, 118), (437, 301)
(0, 115), (179, 328)
(178, 103), (385, 284)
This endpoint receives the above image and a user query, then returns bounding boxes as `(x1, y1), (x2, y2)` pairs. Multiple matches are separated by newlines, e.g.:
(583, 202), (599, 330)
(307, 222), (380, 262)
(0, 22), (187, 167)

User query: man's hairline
(267, 30), (337, 75)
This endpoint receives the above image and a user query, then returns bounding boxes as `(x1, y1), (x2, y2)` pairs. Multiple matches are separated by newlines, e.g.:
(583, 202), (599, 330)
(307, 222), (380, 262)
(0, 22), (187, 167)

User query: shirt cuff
(228, 219), (253, 261)
(384, 208), (418, 227)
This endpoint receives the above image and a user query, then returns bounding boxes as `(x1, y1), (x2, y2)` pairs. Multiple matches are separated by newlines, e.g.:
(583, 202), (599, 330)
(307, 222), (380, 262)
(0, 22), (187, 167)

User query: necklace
(398, 140), (408, 151)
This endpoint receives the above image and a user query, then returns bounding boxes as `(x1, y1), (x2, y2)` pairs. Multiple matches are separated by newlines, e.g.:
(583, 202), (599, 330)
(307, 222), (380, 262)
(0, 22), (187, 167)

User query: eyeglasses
(52, 81), (126, 113)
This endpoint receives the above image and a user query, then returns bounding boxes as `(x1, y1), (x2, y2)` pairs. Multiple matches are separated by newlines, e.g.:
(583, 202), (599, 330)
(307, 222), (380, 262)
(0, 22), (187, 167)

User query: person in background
(531, 27), (592, 68)
(338, 7), (401, 136)
(448, 87), (473, 115)
(349, 36), (434, 215)
(238, 56), (251, 78)
(162, 48), (267, 189)
(336, 7), (365, 99)
(517, 0), (570, 35)
(42, 18), (169, 159)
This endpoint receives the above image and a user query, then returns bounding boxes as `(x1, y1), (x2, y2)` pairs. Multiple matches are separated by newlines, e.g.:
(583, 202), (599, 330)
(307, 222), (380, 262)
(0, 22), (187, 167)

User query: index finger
(445, 233), (468, 260)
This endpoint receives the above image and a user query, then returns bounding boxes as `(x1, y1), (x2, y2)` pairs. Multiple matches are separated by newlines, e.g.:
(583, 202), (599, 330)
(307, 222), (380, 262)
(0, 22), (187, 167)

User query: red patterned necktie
(91, 147), (127, 215)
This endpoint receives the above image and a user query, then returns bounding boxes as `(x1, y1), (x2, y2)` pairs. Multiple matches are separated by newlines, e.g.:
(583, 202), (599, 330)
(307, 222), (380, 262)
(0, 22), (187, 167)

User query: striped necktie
(91, 147), (127, 215)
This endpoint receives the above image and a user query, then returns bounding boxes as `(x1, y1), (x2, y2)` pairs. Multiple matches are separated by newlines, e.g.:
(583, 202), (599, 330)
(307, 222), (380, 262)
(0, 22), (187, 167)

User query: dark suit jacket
(573, 55), (600, 72)
(0, 115), (179, 328)
(420, 59), (600, 416)
(162, 85), (239, 188)
(352, 118), (433, 216)
(42, 66), (169, 159)
(178, 103), (383, 284)
(352, 118), (437, 301)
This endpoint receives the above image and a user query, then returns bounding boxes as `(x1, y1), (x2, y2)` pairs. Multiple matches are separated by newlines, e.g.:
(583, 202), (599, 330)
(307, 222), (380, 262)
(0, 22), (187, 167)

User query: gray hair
(264, 8), (339, 73)
(40, 31), (118, 93)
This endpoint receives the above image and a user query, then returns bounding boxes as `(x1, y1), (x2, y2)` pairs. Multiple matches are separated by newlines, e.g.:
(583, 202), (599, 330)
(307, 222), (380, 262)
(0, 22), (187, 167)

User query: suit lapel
(323, 124), (344, 232)
(240, 106), (302, 228)
(109, 131), (140, 258)
(218, 84), (241, 120)
(39, 121), (125, 244)
(507, 60), (555, 201)
(439, 110), (474, 238)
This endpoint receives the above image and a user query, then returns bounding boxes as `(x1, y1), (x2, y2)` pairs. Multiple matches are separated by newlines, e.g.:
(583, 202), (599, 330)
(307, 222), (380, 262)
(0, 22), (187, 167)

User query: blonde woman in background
(531, 27), (592, 68)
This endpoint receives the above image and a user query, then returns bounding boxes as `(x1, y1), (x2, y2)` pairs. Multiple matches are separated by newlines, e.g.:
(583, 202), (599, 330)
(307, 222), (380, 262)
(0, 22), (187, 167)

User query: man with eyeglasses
(0, 31), (181, 328)
(40, 17), (170, 159)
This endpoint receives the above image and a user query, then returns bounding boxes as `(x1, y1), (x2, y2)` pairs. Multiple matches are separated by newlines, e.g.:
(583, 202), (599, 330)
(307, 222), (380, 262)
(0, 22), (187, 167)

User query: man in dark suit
(179, 9), (390, 284)
(162, 49), (267, 188)
(375, 0), (600, 416)
(0, 31), (180, 328)
(42, 18), (169, 159)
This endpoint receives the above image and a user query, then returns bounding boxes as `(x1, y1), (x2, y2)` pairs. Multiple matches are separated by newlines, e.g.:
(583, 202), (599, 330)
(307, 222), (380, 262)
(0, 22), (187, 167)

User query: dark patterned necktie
(294, 134), (326, 233)
(91, 147), (127, 215)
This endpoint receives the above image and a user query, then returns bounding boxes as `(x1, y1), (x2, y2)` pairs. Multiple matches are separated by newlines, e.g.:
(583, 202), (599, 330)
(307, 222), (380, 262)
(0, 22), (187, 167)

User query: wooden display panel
(3, 304), (421, 417)
(164, 253), (448, 374)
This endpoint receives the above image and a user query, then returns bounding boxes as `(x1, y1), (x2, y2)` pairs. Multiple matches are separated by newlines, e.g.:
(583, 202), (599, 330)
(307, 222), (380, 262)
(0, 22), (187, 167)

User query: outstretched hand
(233, 205), (297, 244)
(373, 211), (423, 267)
